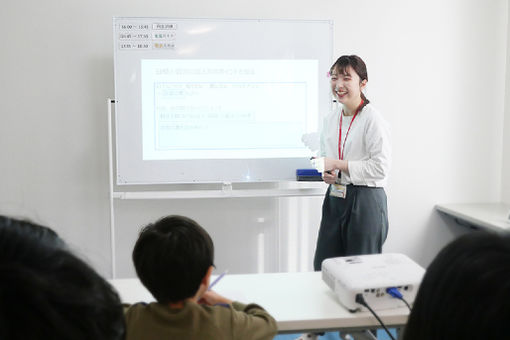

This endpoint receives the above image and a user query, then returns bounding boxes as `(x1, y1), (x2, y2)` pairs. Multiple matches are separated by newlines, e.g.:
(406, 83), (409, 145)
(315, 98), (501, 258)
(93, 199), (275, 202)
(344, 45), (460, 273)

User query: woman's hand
(324, 157), (349, 173)
(322, 171), (337, 184)
(323, 157), (338, 173)
(322, 158), (349, 184)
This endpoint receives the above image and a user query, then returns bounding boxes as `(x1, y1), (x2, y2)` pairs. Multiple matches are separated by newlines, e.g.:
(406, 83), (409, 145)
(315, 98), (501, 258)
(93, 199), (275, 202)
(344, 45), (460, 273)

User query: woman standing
(313, 55), (391, 271)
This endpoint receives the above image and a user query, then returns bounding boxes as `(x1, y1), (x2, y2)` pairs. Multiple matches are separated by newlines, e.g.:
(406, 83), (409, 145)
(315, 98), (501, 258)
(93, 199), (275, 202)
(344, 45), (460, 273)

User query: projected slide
(141, 59), (318, 160)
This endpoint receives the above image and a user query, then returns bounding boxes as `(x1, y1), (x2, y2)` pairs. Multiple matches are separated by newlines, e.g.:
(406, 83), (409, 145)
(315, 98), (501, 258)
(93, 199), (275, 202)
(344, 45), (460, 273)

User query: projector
(322, 253), (425, 312)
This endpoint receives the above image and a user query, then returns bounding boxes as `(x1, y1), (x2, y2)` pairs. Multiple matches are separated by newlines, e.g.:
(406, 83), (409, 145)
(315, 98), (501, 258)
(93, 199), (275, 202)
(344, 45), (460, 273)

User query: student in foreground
(125, 215), (278, 340)
(402, 231), (510, 340)
(0, 215), (125, 340)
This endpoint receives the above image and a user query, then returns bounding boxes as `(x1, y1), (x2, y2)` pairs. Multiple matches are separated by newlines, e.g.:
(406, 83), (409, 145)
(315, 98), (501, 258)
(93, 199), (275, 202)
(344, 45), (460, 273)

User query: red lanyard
(338, 99), (364, 160)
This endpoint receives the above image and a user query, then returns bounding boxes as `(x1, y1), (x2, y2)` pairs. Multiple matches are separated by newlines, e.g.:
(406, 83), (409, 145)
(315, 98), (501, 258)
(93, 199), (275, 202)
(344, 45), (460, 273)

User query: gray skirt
(313, 184), (389, 271)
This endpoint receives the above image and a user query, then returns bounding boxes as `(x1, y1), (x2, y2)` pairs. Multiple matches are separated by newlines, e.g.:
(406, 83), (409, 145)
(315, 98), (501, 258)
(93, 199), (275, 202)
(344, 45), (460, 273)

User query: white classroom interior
(1, 0), (510, 278)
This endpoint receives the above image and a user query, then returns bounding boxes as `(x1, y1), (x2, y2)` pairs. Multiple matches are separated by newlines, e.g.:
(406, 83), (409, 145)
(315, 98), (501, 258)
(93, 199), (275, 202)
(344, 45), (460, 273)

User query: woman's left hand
(322, 171), (337, 184)
(323, 157), (338, 172)
(324, 158), (348, 173)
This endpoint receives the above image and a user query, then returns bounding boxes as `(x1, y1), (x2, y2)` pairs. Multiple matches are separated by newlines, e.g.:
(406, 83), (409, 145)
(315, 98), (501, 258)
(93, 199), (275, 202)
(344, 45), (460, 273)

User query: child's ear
(202, 265), (214, 287)
(192, 266), (215, 303)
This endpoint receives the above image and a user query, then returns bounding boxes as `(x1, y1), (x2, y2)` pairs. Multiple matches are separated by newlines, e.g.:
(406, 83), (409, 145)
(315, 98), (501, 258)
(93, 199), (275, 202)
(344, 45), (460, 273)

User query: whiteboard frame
(113, 17), (333, 184)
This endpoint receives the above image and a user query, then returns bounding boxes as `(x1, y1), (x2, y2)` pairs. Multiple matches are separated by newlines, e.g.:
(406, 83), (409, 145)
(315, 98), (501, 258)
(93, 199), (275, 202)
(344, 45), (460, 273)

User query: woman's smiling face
(330, 65), (366, 107)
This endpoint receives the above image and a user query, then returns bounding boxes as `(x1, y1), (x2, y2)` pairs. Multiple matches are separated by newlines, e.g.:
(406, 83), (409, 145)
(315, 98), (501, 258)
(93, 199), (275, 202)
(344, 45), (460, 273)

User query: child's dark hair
(133, 215), (215, 304)
(0, 215), (125, 340)
(403, 231), (510, 340)
(330, 55), (370, 104)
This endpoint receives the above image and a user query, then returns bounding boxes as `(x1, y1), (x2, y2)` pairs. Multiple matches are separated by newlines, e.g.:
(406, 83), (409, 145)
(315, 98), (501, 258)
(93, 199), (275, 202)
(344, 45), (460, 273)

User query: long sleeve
(230, 301), (278, 340)
(320, 104), (391, 187)
(319, 115), (328, 158)
(347, 110), (391, 186)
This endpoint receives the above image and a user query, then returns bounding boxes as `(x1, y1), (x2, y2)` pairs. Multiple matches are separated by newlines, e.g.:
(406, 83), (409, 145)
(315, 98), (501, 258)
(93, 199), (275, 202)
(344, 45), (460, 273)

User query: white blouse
(319, 103), (391, 187)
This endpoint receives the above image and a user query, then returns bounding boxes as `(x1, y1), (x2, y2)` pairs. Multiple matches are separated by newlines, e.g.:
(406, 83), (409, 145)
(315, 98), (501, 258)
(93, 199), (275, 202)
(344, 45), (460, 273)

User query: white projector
(322, 253), (425, 312)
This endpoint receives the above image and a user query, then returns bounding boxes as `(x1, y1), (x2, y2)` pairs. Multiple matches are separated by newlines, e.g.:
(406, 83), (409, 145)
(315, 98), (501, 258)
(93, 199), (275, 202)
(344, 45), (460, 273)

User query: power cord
(355, 294), (396, 340)
(386, 287), (412, 311)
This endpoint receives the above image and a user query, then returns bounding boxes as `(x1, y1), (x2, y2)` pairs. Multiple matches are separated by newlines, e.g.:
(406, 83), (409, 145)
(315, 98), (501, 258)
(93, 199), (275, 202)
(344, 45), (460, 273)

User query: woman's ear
(360, 79), (368, 90)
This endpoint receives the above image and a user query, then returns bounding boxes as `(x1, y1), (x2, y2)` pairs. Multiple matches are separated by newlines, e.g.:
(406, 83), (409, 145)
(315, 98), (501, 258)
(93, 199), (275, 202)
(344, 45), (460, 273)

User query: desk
(110, 272), (409, 334)
(435, 203), (510, 231)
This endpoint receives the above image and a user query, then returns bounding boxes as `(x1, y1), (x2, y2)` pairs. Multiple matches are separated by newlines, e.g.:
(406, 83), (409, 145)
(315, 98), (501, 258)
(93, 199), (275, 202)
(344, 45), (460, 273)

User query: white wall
(503, 1), (510, 204)
(1, 0), (507, 278)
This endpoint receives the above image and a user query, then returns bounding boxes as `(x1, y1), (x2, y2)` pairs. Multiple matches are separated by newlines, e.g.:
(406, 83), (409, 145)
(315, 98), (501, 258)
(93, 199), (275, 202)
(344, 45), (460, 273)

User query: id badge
(330, 184), (347, 199)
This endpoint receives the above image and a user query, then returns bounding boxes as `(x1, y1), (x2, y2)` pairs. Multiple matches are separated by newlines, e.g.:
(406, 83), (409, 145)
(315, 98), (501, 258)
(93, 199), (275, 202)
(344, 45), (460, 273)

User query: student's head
(403, 231), (510, 340)
(0, 215), (125, 340)
(133, 215), (215, 304)
(329, 55), (369, 107)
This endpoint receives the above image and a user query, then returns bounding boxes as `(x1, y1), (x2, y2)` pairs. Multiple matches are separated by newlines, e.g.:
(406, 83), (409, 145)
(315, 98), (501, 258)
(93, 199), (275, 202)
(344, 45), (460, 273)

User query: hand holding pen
(199, 270), (231, 305)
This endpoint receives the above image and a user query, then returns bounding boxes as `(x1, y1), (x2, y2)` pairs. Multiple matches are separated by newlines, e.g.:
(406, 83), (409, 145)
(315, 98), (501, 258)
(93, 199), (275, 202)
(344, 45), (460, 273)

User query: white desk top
(435, 202), (510, 231)
(110, 272), (409, 333)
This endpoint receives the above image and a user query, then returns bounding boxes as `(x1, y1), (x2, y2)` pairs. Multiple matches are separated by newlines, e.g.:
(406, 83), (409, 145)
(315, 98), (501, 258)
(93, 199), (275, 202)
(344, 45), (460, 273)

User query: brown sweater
(124, 300), (277, 340)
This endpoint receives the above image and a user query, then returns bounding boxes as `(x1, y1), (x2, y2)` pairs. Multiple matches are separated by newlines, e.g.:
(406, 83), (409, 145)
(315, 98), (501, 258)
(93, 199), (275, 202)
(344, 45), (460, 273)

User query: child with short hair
(125, 215), (277, 340)
(402, 231), (510, 340)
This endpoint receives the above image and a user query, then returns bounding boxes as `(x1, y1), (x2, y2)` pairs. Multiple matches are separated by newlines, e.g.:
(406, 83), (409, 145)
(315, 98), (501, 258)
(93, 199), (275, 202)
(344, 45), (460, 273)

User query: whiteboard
(113, 17), (332, 184)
